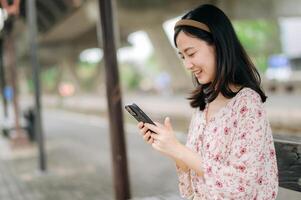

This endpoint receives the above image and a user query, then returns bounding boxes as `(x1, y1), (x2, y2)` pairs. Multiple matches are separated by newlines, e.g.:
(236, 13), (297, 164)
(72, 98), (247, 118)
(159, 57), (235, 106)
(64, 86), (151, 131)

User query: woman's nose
(183, 59), (193, 70)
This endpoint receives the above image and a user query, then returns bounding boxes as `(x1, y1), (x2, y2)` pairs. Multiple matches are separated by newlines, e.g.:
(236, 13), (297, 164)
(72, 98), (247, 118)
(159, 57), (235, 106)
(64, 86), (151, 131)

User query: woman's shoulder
(232, 87), (263, 108)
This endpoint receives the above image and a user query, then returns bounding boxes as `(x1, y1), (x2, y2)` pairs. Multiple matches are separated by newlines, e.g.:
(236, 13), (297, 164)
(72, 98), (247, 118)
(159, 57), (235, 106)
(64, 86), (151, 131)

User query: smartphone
(125, 103), (156, 125)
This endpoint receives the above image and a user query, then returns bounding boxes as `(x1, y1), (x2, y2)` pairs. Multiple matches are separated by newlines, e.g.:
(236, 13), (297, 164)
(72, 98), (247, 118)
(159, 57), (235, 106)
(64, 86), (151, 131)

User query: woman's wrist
(171, 142), (189, 172)
(172, 141), (186, 161)
(172, 142), (204, 176)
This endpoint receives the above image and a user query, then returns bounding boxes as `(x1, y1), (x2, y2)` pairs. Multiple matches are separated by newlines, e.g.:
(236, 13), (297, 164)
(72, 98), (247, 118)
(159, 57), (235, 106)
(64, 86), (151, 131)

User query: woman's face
(176, 31), (216, 85)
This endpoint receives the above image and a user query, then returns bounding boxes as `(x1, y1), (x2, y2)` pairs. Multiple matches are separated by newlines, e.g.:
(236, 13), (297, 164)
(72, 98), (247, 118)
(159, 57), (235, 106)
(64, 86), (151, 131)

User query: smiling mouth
(193, 70), (202, 77)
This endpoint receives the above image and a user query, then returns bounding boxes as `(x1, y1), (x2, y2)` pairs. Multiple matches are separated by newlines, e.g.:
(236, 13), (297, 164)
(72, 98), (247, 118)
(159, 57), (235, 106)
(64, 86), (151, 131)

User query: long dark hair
(174, 4), (267, 110)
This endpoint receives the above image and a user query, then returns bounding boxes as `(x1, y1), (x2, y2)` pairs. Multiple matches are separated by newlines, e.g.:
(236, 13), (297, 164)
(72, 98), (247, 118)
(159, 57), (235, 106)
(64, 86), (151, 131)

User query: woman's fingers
(137, 122), (144, 129)
(164, 117), (173, 131)
(151, 133), (159, 140)
(140, 126), (148, 135)
(138, 123), (154, 145)
(144, 123), (160, 134)
(147, 137), (154, 144)
(137, 122), (162, 145)
(143, 131), (151, 142)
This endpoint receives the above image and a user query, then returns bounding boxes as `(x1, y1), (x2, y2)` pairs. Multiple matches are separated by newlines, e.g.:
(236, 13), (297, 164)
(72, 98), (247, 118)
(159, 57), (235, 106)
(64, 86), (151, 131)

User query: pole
(4, 18), (29, 147)
(98, 0), (131, 199)
(0, 39), (8, 117)
(26, 0), (47, 171)
(6, 24), (20, 133)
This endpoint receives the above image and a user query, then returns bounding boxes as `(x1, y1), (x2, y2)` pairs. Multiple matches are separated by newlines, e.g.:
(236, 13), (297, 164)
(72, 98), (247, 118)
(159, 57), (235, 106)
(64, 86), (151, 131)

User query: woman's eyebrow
(178, 47), (195, 55)
(184, 47), (194, 53)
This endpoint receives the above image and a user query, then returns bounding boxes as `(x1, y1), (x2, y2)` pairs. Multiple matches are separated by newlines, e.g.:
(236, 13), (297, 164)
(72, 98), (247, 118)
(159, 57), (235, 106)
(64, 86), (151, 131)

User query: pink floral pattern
(177, 88), (278, 200)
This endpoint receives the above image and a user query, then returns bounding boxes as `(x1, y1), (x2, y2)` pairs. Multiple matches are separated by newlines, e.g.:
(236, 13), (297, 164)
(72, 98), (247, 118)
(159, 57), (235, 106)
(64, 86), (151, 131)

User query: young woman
(137, 4), (278, 200)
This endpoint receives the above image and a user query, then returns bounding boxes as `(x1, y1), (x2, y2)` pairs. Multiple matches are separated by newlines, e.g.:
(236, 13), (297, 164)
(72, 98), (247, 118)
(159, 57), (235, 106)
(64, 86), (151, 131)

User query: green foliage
(145, 54), (160, 75)
(27, 79), (34, 93)
(41, 67), (59, 92)
(119, 54), (163, 91)
(27, 67), (59, 93)
(77, 62), (98, 79)
(120, 63), (142, 90)
(233, 20), (281, 72)
(75, 61), (100, 91)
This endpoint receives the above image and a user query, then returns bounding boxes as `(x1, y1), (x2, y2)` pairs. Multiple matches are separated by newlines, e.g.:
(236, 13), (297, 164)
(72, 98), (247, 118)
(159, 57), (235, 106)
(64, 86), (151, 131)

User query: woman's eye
(188, 53), (195, 57)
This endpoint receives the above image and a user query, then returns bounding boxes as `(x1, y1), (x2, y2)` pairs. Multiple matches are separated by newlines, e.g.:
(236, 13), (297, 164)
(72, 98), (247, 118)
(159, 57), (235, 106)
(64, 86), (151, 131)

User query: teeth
(192, 69), (202, 77)
(194, 70), (201, 75)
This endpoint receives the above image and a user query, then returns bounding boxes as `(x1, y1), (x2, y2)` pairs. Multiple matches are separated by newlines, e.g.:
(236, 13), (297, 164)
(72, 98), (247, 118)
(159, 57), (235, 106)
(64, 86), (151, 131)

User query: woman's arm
(173, 143), (204, 176)
(144, 118), (204, 176)
(137, 120), (190, 172)
(175, 158), (189, 172)
(138, 119), (195, 198)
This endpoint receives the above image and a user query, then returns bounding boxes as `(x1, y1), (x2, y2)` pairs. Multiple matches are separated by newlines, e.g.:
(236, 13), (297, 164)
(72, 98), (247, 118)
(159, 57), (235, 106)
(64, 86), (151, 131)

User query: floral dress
(177, 88), (278, 200)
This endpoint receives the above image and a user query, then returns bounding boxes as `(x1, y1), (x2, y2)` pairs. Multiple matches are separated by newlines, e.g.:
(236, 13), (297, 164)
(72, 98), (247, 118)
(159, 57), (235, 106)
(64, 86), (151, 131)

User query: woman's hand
(144, 117), (181, 158)
(137, 122), (154, 144)
(139, 118), (203, 175)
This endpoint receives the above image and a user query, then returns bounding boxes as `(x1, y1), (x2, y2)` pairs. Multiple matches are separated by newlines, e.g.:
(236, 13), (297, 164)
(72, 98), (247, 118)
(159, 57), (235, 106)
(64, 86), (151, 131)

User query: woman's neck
(212, 84), (242, 104)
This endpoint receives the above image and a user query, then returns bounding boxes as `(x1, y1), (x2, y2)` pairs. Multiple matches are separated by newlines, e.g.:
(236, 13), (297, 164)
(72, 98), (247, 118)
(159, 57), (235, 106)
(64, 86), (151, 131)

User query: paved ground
(0, 108), (184, 200)
(0, 92), (301, 199)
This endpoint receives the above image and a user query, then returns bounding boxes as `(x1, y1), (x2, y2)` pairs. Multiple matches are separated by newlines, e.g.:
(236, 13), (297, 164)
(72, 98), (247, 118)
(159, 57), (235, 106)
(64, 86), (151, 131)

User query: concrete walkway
(0, 107), (184, 200)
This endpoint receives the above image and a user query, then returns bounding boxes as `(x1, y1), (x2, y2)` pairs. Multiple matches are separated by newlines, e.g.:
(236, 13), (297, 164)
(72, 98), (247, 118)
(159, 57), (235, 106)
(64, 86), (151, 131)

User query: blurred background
(0, 0), (300, 199)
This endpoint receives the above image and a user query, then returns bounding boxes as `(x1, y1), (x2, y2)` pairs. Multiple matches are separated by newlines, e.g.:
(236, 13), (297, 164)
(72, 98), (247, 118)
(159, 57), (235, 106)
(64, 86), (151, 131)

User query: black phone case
(125, 103), (155, 125)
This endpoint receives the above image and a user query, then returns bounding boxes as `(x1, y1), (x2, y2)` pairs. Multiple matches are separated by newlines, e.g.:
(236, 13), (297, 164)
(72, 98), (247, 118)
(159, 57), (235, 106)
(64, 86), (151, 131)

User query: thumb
(164, 117), (173, 131)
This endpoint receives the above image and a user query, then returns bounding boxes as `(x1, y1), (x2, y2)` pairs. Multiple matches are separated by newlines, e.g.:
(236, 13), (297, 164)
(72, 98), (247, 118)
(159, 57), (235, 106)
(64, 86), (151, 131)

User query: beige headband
(174, 19), (211, 33)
